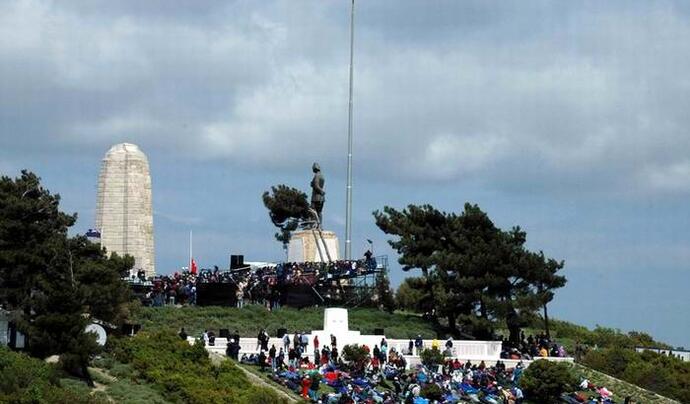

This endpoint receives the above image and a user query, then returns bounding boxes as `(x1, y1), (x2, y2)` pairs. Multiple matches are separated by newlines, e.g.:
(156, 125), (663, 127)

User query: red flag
(191, 258), (197, 274)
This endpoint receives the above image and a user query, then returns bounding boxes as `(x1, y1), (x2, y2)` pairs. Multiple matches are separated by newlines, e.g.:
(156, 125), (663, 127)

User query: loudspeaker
(230, 254), (245, 269)
(219, 329), (230, 338)
(374, 328), (385, 335)
(277, 328), (288, 338)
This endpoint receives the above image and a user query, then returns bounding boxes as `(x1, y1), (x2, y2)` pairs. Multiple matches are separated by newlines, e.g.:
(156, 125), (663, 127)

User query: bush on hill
(342, 344), (370, 374)
(520, 359), (578, 404)
(526, 317), (671, 351)
(0, 347), (104, 404)
(110, 331), (287, 403)
(419, 347), (445, 368)
(581, 348), (690, 403)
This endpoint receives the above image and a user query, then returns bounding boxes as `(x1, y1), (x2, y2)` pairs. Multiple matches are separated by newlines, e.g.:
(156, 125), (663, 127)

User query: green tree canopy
(262, 185), (311, 249)
(375, 202), (566, 341)
(0, 171), (132, 383)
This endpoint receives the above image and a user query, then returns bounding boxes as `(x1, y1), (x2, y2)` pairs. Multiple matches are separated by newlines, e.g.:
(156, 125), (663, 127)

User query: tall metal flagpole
(189, 230), (193, 270)
(345, 0), (355, 260)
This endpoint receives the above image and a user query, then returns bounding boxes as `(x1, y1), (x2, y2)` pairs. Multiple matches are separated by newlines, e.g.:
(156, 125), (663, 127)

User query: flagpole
(189, 230), (193, 271)
(344, 0), (355, 260)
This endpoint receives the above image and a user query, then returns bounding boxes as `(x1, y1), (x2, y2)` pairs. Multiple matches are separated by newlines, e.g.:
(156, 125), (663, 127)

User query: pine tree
(375, 202), (566, 340)
(0, 171), (132, 384)
(262, 185), (311, 250)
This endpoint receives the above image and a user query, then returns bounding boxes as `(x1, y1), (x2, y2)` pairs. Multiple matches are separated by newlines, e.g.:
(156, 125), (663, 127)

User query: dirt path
(209, 353), (299, 403)
(87, 367), (116, 402)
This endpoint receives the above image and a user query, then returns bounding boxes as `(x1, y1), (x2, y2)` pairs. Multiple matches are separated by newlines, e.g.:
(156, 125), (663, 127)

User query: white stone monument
(287, 230), (339, 263)
(95, 143), (155, 277)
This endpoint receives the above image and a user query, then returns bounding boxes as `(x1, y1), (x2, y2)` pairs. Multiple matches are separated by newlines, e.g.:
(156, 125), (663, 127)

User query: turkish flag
(191, 258), (198, 274)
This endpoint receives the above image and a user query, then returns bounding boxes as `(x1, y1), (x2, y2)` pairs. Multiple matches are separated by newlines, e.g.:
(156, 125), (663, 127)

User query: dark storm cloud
(2, 0), (690, 194)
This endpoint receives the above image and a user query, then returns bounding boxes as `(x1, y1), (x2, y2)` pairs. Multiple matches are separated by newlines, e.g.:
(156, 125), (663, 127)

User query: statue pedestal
(287, 229), (339, 263)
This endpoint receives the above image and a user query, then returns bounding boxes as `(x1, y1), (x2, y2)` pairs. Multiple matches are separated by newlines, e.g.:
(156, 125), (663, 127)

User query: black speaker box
(230, 254), (245, 269)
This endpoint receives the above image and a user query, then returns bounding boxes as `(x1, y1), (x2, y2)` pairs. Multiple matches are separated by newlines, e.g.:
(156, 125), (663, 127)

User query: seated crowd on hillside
(178, 325), (627, 404)
(238, 339), (623, 404)
(500, 331), (569, 360)
(140, 254), (379, 307)
(231, 330), (600, 404)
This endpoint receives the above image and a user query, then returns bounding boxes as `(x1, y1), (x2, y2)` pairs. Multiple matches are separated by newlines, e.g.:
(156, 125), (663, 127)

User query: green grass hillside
(0, 347), (108, 403)
(131, 304), (438, 339)
(130, 305), (687, 402)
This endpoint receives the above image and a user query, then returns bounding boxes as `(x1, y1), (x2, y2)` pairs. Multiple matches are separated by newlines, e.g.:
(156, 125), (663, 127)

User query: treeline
(525, 317), (674, 351)
(582, 348), (690, 402)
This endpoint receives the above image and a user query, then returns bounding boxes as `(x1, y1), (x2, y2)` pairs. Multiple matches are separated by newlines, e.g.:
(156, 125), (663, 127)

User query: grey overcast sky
(1, 0), (689, 347)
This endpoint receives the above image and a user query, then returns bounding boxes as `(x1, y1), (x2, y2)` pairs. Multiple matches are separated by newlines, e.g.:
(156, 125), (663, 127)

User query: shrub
(419, 347), (444, 368)
(342, 344), (370, 373)
(520, 360), (578, 404)
(420, 383), (443, 400)
(581, 346), (640, 379)
(110, 331), (287, 403)
(0, 347), (103, 404)
(621, 361), (678, 393)
(583, 348), (690, 403)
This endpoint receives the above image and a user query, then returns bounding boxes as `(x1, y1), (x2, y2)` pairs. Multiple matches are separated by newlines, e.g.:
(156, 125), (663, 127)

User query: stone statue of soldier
(310, 162), (325, 228)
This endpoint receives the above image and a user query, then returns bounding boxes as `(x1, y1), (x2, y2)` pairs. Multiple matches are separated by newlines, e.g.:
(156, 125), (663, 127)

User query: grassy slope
(132, 304), (438, 339)
(574, 364), (679, 404)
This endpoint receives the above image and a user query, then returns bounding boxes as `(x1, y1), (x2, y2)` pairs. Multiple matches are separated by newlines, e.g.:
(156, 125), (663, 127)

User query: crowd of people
(237, 338), (629, 403)
(238, 332), (524, 404)
(135, 254), (380, 307)
(191, 327), (627, 404)
(500, 332), (569, 361)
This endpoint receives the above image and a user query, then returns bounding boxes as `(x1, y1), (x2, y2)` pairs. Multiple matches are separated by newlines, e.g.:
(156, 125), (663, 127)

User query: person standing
(282, 332), (291, 352)
(277, 348), (285, 369)
(260, 329), (269, 351)
(269, 344), (277, 371)
(414, 335), (423, 355)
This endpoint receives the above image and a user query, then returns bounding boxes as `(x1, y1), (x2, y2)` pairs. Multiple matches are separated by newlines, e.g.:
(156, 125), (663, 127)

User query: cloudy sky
(1, 0), (689, 347)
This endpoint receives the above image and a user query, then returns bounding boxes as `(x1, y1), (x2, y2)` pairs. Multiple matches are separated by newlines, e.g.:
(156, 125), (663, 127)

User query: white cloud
(640, 161), (690, 192)
(418, 134), (508, 180)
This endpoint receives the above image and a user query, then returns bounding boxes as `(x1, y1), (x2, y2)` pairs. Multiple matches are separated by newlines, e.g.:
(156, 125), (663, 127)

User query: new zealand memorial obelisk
(95, 143), (155, 277)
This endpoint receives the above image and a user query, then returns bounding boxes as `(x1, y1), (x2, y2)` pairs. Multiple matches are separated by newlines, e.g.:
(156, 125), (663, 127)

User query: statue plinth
(287, 230), (340, 263)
